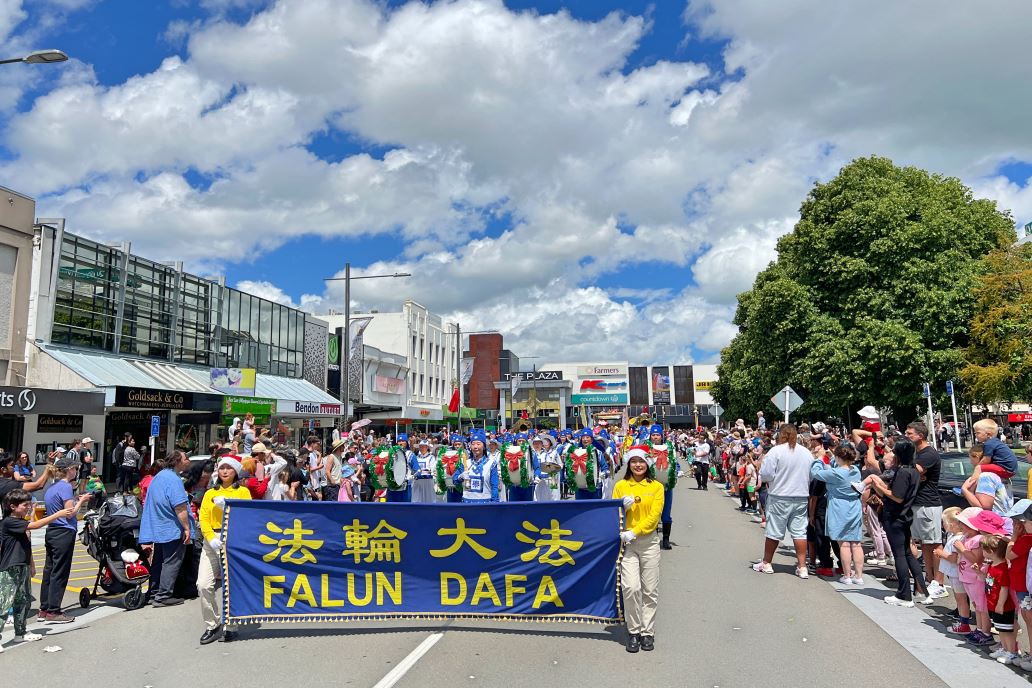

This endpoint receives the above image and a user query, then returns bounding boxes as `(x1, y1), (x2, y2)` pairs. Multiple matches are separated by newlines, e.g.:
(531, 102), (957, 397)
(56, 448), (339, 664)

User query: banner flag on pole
(221, 500), (623, 625)
(460, 357), (476, 385)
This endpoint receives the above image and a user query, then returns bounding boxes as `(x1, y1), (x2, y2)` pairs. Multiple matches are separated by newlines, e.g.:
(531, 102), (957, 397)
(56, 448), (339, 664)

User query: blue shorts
(764, 495), (808, 541)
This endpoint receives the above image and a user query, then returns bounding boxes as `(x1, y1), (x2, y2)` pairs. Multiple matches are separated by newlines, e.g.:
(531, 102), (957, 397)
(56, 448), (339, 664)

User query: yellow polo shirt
(612, 478), (665, 536)
(199, 485), (251, 541)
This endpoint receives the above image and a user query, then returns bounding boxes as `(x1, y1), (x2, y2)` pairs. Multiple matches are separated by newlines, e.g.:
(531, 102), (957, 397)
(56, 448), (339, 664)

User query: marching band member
(385, 433), (420, 503)
(504, 435), (536, 502)
(567, 429), (609, 500)
(647, 424), (677, 550)
(455, 429), (498, 503)
(411, 438), (437, 503)
(534, 433), (561, 501)
(597, 428), (617, 498)
(436, 436), (466, 503)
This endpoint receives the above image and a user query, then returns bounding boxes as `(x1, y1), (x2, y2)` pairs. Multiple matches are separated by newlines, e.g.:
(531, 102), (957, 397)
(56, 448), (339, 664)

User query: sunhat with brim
(331, 438), (348, 452)
(958, 507), (1008, 535)
(857, 405), (879, 420)
(341, 464), (356, 479)
(1006, 499), (1032, 521)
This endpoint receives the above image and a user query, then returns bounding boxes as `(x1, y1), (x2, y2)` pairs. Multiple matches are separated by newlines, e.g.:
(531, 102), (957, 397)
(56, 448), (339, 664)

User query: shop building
(20, 224), (336, 474)
(320, 300), (457, 423)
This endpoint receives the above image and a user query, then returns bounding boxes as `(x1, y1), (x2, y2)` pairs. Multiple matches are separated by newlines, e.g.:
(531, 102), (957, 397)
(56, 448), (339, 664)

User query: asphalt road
(4, 485), (1027, 687)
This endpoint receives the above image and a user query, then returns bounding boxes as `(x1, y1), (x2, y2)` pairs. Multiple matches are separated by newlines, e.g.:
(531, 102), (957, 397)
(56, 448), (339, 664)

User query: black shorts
(990, 609), (1016, 631)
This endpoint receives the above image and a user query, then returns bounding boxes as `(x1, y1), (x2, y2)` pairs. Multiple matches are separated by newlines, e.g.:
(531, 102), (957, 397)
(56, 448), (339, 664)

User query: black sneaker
(640, 635), (655, 651)
(152, 597), (184, 607)
(626, 633), (640, 653)
(199, 626), (223, 645)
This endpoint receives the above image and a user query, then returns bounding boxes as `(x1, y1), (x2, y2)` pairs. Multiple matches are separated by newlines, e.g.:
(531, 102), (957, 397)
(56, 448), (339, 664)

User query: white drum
(439, 450), (461, 489)
(390, 449), (409, 489)
(504, 445), (530, 487)
(569, 447), (597, 490)
(651, 445), (674, 487)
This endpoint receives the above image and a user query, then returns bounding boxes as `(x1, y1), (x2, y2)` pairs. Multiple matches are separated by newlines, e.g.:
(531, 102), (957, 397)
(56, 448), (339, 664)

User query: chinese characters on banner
(222, 501), (622, 624)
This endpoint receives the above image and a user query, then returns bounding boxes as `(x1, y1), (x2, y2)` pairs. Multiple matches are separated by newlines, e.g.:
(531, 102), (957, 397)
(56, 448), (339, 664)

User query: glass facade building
(51, 232), (308, 377)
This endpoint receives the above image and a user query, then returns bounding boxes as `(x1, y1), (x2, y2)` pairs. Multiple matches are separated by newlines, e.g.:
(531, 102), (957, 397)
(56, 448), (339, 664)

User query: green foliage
(714, 156), (1015, 422)
(960, 244), (1032, 405)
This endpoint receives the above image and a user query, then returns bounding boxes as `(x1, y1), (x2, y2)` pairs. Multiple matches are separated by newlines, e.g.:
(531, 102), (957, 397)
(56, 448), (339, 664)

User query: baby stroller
(78, 493), (150, 610)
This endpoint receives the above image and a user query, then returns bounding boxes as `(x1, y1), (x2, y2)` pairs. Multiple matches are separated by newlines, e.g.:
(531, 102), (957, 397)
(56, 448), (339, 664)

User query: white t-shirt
(758, 442), (812, 498)
(694, 442), (711, 463)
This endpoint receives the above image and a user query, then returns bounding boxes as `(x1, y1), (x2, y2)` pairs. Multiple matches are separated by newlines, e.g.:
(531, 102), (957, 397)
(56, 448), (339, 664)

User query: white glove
(622, 496), (635, 510)
(213, 495), (227, 508)
(207, 536), (223, 551)
(620, 530), (636, 544)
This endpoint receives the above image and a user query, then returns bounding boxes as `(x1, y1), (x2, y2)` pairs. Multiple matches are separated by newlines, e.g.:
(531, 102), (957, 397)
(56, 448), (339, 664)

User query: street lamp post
(0, 49), (69, 65)
(324, 264), (411, 424)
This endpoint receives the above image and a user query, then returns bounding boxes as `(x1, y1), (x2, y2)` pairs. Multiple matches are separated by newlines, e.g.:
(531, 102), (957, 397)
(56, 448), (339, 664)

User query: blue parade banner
(222, 500), (623, 625)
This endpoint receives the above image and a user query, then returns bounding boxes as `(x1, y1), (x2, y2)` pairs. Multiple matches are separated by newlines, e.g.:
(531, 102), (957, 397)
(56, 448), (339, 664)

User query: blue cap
(469, 429), (487, 445)
(516, 432), (528, 441)
(549, 429), (558, 438)
(397, 433), (409, 443)
(576, 429), (593, 439)
(649, 424), (663, 436)
(598, 429), (611, 440)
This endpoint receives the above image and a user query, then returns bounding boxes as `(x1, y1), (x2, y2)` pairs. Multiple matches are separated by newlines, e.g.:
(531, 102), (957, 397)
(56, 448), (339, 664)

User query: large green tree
(960, 243), (1032, 406)
(713, 156), (1015, 423)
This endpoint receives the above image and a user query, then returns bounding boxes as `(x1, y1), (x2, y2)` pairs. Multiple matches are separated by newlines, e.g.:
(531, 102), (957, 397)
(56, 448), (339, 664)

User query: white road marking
(371, 630), (447, 688)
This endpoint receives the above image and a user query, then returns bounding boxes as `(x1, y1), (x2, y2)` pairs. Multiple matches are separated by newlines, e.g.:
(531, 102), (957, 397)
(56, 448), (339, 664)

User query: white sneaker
(926, 581), (949, 599)
(884, 595), (915, 608)
(15, 632), (43, 642)
(796, 567), (809, 579)
(997, 651), (1019, 665)
(838, 576), (853, 585)
(990, 648), (1008, 659)
(852, 576), (865, 585)
(914, 593), (931, 604)
(1017, 657), (1032, 671)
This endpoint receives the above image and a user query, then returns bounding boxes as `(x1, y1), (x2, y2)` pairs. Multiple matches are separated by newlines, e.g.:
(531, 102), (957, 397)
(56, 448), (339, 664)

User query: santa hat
(624, 446), (650, 463)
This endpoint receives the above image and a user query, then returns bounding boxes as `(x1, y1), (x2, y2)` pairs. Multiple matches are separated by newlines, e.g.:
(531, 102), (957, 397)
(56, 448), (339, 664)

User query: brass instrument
(513, 418), (531, 433)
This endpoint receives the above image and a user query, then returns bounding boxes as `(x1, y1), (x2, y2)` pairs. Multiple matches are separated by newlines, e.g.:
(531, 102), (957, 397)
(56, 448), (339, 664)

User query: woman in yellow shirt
(612, 446), (665, 653)
(197, 456), (250, 645)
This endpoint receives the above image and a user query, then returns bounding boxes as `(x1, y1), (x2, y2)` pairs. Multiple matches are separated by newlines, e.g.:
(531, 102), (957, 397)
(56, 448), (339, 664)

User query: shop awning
(38, 345), (218, 393)
(256, 375), (341, 405)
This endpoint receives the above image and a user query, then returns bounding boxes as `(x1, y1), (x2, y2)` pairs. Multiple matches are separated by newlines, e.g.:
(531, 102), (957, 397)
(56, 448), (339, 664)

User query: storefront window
(50, 232), (309, 378)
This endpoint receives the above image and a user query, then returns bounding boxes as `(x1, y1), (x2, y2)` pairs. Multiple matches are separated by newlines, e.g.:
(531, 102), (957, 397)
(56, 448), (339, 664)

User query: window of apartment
(419, 374), (424, 396)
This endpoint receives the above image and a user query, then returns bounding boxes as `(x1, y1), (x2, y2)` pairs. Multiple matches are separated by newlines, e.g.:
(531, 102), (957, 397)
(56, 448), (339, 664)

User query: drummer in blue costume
(647, 424), (677, 550)
(455, 429), (499, 503)
(487, 436), (505, 502)
(504, 433), (536, 502)
(566, 428), (609, 499)
(385, 433), (420, 503)
(411, 438), (437, 503)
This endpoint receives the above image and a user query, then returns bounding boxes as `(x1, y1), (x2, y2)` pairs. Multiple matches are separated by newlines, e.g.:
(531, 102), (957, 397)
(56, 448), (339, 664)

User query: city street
(6, 485), (1026, 688)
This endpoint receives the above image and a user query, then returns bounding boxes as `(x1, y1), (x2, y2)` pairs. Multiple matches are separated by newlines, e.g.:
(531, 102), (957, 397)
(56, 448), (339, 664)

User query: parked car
(936, 451), (1030, 509)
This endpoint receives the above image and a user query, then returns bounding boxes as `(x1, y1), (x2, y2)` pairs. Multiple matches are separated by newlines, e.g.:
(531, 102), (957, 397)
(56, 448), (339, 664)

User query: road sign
(771, 386), (804, 414)
(712, 403), (724, 418)
(922, 382), (931, 399)
(945, 380), (954, 396)
(150, 415), (160, 438)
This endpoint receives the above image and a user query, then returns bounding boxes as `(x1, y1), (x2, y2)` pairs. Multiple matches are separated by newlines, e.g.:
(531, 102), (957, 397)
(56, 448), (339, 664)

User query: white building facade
(320, 300), (457, 422)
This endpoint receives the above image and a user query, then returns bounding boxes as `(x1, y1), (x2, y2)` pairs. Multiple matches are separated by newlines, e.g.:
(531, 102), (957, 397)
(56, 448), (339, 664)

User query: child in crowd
(982, 534), (1019, 664)
(935, 507), (972, 634)
(955, 507), (993, 645)
(85, 465), (105, 493)
(1006, 500), (1032, 671)
(970, 418), (1018, 481)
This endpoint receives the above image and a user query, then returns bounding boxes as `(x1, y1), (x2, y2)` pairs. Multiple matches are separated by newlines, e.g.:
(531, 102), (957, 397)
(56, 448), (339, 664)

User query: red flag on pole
(448, 388), (460, 413)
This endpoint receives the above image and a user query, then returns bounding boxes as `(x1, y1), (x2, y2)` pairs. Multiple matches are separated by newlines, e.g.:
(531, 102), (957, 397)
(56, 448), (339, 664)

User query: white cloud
(2, 0), (1031, 364)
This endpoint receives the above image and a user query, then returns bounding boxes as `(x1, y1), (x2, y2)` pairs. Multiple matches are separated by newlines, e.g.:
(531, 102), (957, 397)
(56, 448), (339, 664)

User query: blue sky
(2, 1), (1030, 363)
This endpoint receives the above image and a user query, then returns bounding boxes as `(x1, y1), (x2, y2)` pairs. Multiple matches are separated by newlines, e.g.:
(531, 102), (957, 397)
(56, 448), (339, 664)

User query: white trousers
(197, 544), (236, 631)
(621, 531), (660, 636)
